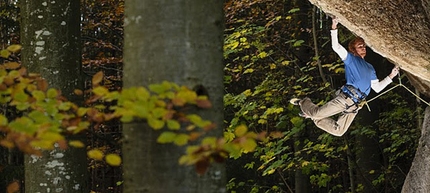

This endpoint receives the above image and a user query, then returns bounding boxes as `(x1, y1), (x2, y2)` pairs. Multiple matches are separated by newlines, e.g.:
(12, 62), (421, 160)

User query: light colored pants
(299, 92), (361, 136)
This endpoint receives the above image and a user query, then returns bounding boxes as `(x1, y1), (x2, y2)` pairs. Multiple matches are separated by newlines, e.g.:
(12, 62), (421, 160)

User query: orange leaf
(7, 181), (20, 193)
(57, 139), (68, 150)
(0, 140), (15, 148)
(37, 79), (48, 91)
(92, 71), (104, 87)
(74, 89), (83, 95)
(196, 98), (212, 109)
(3, 62), (21, 69)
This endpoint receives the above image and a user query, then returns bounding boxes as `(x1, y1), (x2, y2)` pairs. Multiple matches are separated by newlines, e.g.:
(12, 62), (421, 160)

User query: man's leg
(300, 96), (351, 120)
(313, 111), (358, 136)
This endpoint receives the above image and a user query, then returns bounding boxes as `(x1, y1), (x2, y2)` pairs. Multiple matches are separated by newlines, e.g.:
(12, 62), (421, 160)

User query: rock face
(308, 0), (430, 97)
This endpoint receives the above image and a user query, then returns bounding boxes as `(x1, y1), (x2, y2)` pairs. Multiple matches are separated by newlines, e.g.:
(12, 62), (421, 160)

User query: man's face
(355, 43), (366, 58)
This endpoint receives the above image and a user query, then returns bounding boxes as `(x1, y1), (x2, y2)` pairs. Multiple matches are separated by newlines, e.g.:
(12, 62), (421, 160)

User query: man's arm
(371, 66), (400, 93)
(331, 18), (348, 60)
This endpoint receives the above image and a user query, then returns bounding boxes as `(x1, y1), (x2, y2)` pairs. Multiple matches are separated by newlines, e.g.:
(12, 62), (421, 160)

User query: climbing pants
(299, 92), (361, 136)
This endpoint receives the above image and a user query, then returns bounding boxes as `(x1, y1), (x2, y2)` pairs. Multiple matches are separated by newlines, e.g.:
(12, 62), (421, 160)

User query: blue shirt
(343, 53), (377, 96)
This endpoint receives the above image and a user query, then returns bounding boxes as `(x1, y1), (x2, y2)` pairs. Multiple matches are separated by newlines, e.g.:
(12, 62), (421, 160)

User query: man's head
(348, 37), (366, 58)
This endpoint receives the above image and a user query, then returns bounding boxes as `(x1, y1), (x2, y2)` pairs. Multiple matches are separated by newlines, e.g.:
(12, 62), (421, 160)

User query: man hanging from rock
(290, 17), (399, 136)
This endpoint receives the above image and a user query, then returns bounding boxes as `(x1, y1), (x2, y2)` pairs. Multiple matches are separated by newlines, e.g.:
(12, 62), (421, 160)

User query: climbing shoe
(289, 98), (301, 106)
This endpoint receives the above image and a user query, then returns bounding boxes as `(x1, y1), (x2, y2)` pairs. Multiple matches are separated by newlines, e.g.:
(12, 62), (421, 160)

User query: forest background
(0, 0), (428, 192)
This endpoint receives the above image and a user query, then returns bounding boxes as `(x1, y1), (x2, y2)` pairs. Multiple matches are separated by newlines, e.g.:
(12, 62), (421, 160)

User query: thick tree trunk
(307, 0), (430, 97)
(401, 106), (430, 193)
(123, 0), (225, 192)
(20, 0), (88, 192)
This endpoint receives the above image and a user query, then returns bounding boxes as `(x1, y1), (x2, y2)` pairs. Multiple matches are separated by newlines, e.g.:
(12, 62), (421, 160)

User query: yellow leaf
(88, 149), (104, 160)
(243, 68), (254, 74)
(281, 60), (290, 66)
(242, 138), (257, 152)
(258, 52), (267, 58)
(92, 86), (109, 96)
(0, 49), (10, 58)
(105, 154), (122, 166)
(270, 63), (276, 69)
(7, 44), (22, 53)
(30, 140), (54, 150)
(302, 161), (309, 167)
(234, 125), (247, 137)
(69, 140), (85, 148)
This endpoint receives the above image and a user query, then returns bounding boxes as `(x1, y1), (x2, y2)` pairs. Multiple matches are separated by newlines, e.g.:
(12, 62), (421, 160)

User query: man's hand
(332, 18), (339, 30)
(389, 66), (400, 79)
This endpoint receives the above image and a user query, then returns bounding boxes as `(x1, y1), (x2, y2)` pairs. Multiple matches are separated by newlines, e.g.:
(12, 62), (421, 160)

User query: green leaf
(32, 90), (45, 101)
(174, 134), (189, 146)
(149, 82), (171, 94)
(201, 137), (217, 147)
(148, 117), (165, 130)
(293, 40), (304, 47)
(167, 120), (181, 130)
(58, 102), (72, 111)
(13, 91), (29, 102)
(136, 87), (150, 101)
(9, 117), (37, 134)
(151, 107), (167, 119)
(29, 111), (50, 123)
(157, 131), (176, 143)
(46, 88), (58, 98)
(187, 114), (211, 128)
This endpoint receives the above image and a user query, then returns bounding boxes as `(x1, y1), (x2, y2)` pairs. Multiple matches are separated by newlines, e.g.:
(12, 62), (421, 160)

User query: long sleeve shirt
(330, 29), (392, 94)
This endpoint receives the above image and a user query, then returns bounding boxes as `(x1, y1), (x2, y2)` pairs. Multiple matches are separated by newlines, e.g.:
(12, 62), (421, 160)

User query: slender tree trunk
(402, 106), (430, 192)
(123, 0), (225, 192)
(20, 0), (88, 192)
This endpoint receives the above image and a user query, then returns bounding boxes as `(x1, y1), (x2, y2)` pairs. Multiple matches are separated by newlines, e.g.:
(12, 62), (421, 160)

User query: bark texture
(308, 0), (430, 97)
(20, 0), (88, 192)
(402, 107), (430, 193)
(123, 0), (225, 192)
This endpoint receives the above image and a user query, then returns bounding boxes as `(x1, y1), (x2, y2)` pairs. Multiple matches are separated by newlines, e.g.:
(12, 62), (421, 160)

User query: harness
(340, 85), (368, 113)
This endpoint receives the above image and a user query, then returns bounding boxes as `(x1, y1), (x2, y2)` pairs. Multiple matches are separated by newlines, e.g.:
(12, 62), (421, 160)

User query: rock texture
(308, 0), (430, 97)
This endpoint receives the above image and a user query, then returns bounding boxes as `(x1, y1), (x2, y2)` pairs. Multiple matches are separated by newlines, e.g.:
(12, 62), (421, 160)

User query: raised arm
(371, 66), (400, 93)
(330, 18), (348, 60)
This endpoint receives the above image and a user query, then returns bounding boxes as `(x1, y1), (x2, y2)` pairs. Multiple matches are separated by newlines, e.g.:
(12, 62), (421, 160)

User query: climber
(290, 17), (400, 136)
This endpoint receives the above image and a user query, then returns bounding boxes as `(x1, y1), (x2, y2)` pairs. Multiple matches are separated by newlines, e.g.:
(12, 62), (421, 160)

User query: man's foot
(289, 98), (301, 106)
(299, 112), (310, 119)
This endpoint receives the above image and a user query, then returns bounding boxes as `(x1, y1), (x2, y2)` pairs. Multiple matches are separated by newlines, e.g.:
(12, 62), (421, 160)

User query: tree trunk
(401, 106), (430, 193)
(307, 0), (430, 98)
(20, 0), (88, 192)
(123, 0), (225, 192)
